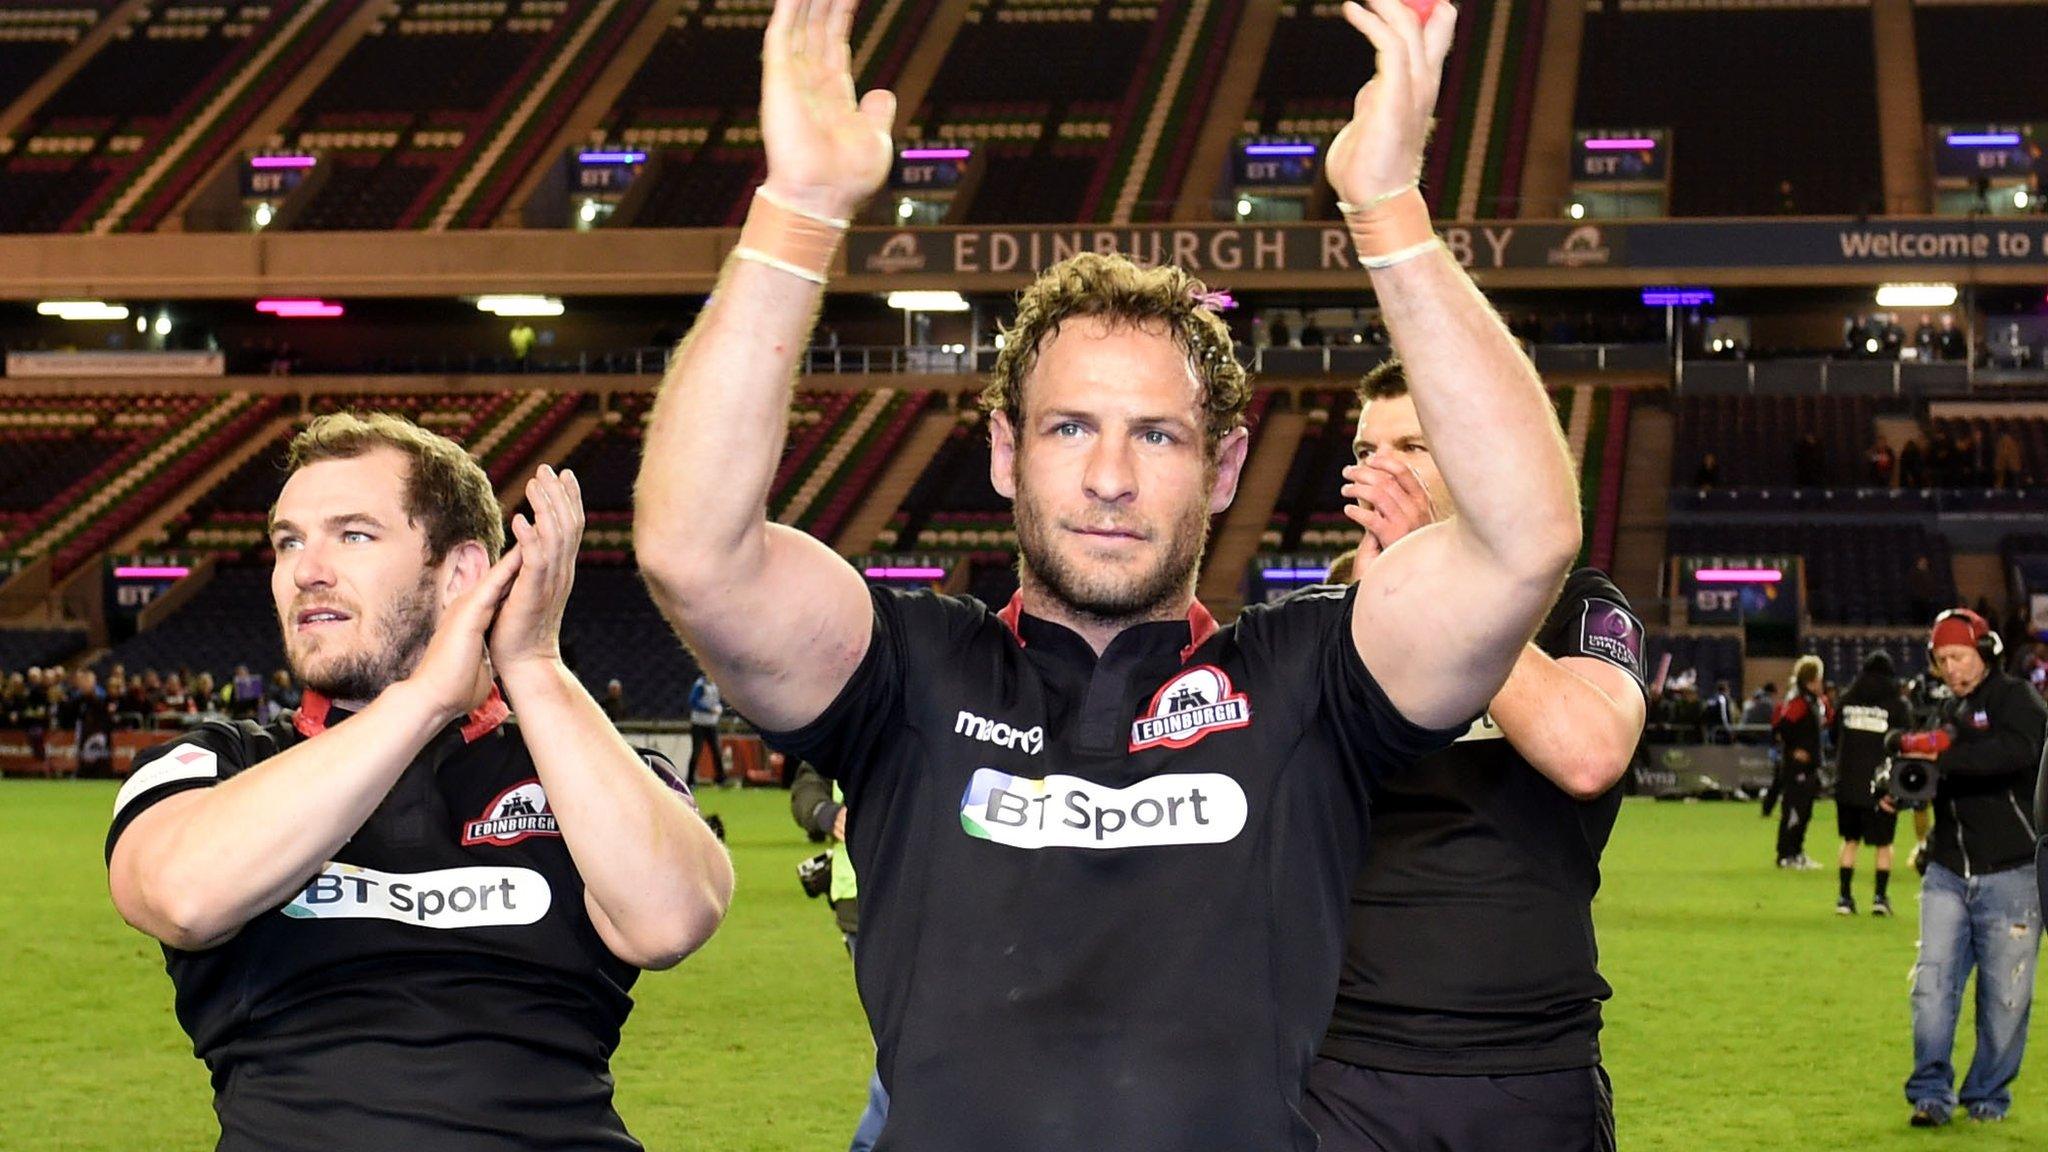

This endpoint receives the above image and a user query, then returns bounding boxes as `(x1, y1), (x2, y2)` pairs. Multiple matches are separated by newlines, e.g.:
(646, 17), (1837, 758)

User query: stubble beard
(287, 572), (439, 703)
(1011, 466), (1211, 630)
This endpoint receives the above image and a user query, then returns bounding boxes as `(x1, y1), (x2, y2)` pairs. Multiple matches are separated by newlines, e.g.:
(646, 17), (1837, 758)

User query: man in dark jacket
(790, 762), (886, 1152)
(1831, 651), (1912, 915)
(1772, 657), (1828, 869)
(1885, 609), (2046, 1126)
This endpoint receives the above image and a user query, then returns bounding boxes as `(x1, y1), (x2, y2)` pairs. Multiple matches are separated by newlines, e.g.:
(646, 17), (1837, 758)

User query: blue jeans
(1906, 862), (2043, 1119)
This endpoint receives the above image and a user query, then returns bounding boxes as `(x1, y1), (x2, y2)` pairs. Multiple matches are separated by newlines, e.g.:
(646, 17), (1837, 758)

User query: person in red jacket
(1772, 655), (1828, 869)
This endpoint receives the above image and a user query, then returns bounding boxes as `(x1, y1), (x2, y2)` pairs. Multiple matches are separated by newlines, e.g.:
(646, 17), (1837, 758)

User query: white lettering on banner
(1841, 704), (1893, 734)
(952, 228), (1291, 274)
(1838, 230), (1991, 261)
(959, 768), (1248, 849)
(280, 862), (551, 928)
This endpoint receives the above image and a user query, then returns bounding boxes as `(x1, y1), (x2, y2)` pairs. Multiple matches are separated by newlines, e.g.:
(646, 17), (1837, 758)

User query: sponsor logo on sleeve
(1129, 665), (1252, 751)
(281, 862), (551, 928)
(112, 744), (219, 820)
(959, 767), (1248, 850)
(461, 779), (561, 846)
(1579, 599), (1645, 678)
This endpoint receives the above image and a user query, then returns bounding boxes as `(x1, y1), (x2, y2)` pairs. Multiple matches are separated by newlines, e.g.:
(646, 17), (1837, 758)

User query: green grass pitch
(4, 783), (2043, 1150)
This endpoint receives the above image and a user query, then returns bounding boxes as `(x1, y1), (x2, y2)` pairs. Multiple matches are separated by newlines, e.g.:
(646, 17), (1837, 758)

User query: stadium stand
(1670, 396), (1902, 490)
(1575, 6), (1882, 216)
(95, 563), (286, 684)
(0, 2), (344, 234)
(1247, 0), (1542, 217)
(1913, 3), (2048, 124)
(607, 0), (930, 227)
(0, 4), (114, 113)
(1646, 631), (1744, 696)
(1665, 522), (1956, 626)
(0, 626), (88, 671)
(1800, 630), (1929, 683)
(284, 0), (653, 231)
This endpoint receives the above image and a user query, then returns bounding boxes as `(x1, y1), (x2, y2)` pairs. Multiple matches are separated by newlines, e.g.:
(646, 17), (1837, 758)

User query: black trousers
(1776, 776), (1817, 860)
(1303, 1059), (1615, 1152)
(690, 723), (723, 783)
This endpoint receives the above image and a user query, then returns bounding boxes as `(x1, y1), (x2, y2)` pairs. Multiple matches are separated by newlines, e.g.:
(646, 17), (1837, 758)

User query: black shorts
(1837, 802), (1898, 847)
(1303, 1058), (1614, 1152)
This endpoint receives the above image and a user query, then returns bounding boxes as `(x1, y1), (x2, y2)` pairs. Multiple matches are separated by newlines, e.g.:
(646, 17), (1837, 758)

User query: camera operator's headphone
(1929, 607), (2002, 664)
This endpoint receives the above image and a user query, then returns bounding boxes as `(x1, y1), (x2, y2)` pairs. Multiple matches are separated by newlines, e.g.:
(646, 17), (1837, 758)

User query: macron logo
(956, 709), (1045, 755)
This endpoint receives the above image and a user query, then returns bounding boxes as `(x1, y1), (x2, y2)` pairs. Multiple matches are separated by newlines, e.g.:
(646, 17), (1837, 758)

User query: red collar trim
(295, 685), (509, 743)
(997, 592), (1218, 661)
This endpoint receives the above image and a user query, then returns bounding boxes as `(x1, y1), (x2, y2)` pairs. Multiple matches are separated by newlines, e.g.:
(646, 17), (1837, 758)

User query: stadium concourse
(2, 0), (2048, 1148)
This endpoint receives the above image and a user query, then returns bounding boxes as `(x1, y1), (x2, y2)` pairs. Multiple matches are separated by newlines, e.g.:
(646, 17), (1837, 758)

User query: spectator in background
(1701, 679), (1737, 744)
(1915, 316), (1937, 359)
(1300, 318), (1326, 347)
(2, 672), (26, 726)
(1778, 180), (1799, 215)
(1846, 315), (1872, 356)
(688, 673), (726, 788)
(1867, 438), (1895, 487)
(122, 672), (153, 722)
(1881, 317), (1907, 360)
(1929, 430), (1958, 487)
(191, 671), (222, 714)
(261, 669), (299, 724)
(157, 673), (193, 718)
(1938, 315), (1967, 362)
(1908, 556), (1942, 624)
(600, 679), (629, 722)
(1994, 429), (2025, 489)
(1740, 682), (1779, 745)
(509, 322), (537, 369)
(231, 664), (263, 720)
(1793, 433), (1824, 488)
(1899, 436), (1927, 489)
(1693, 451), (1721, 490)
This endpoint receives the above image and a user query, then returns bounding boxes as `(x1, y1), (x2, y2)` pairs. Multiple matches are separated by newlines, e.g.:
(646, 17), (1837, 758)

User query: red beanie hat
(1930, 609), (1987, 653)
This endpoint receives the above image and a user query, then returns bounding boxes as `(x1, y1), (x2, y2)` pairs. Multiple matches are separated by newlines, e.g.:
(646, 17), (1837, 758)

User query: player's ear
(439, 540), (492, 606)
(989, 410), (1019, 500)
(1208, 426), (1249, 515)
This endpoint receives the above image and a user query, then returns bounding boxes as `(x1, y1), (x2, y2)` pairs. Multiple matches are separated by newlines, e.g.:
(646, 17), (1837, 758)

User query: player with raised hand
(637, 1), (1579, 1147)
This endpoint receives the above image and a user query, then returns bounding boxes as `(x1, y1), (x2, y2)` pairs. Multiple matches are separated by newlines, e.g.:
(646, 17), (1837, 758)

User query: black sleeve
(105, 723), (254, 863)
(1241, 584), (1472, 785)
(759, 585), (977, 792)
(1938, 679), (2048, 779)
(1535, 568), (1649, 700)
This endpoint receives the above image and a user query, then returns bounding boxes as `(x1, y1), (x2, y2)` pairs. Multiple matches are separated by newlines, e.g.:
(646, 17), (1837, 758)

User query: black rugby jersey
(1321, 568), (1647, 1076)
(106, 688), (689, 1152)
(763, 581), (1461, 1152)
(1832, 674), (1910, 806)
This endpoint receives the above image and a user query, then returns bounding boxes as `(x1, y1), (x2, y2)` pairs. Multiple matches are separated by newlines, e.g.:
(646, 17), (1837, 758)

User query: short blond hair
(284, 412), (504, 562)
(1791, 655), (1824, 690)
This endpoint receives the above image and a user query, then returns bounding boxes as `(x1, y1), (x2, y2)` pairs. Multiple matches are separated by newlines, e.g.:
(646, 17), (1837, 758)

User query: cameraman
(790, 763), (887, 1152)
(1833, 651), (1910, 915)
(1883, 609), (2046, 1127)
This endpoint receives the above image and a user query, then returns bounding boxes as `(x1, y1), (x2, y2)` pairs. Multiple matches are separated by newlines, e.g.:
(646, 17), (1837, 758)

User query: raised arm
(495, 467), (732, 970)
(635, 0), (896, 731)
(1330, 0), (1579, 728)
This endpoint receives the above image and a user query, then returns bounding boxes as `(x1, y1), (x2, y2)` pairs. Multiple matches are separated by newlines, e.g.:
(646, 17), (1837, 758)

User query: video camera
(797, 851), (833, 899)
(1872, 755), (1939, 809)
(1874, 725), (1955, 809)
